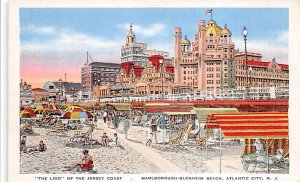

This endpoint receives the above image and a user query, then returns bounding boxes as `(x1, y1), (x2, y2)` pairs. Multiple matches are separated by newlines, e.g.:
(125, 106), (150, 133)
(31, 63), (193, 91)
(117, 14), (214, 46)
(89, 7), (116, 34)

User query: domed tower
(220, 24), (232, 44)
(126, 23), (136, 45)
(181, 35), (191, 52)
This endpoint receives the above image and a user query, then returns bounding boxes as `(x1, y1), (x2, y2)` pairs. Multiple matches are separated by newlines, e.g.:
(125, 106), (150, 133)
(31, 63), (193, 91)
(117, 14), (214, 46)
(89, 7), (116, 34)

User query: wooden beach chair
(20, 120), (35, 136)
(70, 125), (95, 143)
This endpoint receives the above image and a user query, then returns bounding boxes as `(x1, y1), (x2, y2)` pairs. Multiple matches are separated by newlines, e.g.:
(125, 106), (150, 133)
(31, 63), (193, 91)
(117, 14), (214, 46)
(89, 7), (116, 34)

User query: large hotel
(89, 19), (288, 99)
(174, 19), (288, 95)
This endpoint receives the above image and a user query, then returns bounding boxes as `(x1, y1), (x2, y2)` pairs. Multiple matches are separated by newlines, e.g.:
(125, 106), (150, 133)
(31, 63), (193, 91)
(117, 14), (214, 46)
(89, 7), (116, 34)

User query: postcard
(7, 0), (300, 181)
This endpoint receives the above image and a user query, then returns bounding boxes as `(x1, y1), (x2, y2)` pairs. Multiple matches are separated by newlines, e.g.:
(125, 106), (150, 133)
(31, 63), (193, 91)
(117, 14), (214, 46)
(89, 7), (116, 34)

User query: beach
(20, 119), (287, 174)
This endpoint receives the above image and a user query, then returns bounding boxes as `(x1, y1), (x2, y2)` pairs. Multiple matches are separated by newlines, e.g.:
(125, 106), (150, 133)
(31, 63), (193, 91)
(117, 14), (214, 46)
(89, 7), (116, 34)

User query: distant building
(234, 53), (289, 96)
(93, 55), (175, 99)
(42, 79), (82, 102)
(32, 88), (49, 102)
(20, 80), (34, 105)
(121, 24), (170, 67)
(81, 62), (120, 99)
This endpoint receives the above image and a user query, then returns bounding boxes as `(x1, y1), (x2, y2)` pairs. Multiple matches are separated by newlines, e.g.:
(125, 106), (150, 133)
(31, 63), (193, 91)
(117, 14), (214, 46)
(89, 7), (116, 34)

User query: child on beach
(101, 133), (109, 146)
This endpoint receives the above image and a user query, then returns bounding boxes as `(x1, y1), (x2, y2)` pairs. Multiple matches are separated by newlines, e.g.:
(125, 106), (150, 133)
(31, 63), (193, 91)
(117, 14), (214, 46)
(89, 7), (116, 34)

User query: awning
(205, 112), (288, 139)
(192, 107), (239, 122)
(163, 111), (196, 115)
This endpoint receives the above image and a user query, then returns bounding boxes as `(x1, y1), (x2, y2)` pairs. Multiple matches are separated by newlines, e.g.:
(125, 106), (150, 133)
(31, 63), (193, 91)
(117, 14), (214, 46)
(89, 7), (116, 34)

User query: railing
(91, 87), (289, 103)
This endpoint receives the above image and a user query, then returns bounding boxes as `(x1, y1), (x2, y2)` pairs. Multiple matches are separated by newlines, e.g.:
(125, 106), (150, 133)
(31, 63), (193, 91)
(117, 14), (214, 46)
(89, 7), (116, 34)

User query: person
(146, 128), (153, 146)
(20, 136), (27, 153)
(103, 110), (108, 123)
(28, 140), (47, 152)
(269, 148), (283, 164)
(101, 132), (109, 146)
(152, 116), (158, 143)
(123, 116), (130, 139)
(158, 115), (167, 144)
(107, 113), (113, 128)
(109, 133), (120, 147)
(63, 150), (93, 171)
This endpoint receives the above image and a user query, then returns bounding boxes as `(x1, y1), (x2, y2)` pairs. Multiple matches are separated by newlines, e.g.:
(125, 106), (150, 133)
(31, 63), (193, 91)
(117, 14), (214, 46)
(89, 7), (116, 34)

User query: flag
(204, 9), (212, 15)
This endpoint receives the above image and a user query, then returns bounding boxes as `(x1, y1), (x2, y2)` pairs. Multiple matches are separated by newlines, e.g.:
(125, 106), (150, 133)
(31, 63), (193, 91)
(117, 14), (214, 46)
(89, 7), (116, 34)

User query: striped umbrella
(64, 106), (83, 112)
(43, 103), (57, 110)
(62, 111), (93, 119)
(20, 110), (36, 118)
(50, 109), (62, 116)
(33, 108), (48, 115)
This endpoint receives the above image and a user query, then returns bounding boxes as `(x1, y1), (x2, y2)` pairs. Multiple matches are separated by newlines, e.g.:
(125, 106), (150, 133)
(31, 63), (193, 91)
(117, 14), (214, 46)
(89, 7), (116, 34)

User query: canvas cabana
(205, 112), (288, 173)
(163, 111), (196, 124)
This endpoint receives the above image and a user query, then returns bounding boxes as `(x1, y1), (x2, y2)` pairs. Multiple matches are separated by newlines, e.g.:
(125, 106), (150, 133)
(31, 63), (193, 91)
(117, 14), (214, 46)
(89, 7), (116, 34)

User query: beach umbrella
(33, 108), (48, 115)
(20, 110), (36, 118)
(62, 111), (93, 119)
(22, 107), (34, 113)
(49, 109), (62, 116)
(64, 106), (83, 112)
(43, 103), (57, 110)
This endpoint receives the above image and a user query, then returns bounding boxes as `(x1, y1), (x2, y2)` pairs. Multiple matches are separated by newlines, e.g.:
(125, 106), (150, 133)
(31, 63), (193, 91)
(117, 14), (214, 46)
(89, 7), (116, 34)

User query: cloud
(22, 24), (55, 34)
(117, 23), (166, 37)
(21, 28), (124, 62)
(275, 30), (288, 43)
(233, 36), (288, 64)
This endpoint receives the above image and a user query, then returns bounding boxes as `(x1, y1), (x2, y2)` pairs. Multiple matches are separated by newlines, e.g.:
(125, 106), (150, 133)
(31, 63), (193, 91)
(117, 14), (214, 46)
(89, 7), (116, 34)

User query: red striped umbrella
(205, 112), (288, 139)
(20, 110), (36, 118)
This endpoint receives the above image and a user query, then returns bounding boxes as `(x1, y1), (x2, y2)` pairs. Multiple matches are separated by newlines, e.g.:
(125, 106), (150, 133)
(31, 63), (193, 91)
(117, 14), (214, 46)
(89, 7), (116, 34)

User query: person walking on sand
(146, 128), (153, 146)
(158, 115), (167, 144)
(103, 110), (108, 123)
(123, 115), (130, 139)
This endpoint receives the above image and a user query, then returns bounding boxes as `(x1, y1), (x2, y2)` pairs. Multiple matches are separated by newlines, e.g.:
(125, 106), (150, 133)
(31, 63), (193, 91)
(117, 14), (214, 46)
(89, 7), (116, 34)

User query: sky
(20, 8), (289, 88)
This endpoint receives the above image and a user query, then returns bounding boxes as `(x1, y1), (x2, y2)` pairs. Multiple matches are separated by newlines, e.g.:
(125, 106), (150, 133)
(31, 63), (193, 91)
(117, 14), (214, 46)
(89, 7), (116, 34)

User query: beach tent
(204, 112), (288, 173)
(192, 107), (239, 123)
(163, 111), (196, 124)
(205, 112), (288, 139)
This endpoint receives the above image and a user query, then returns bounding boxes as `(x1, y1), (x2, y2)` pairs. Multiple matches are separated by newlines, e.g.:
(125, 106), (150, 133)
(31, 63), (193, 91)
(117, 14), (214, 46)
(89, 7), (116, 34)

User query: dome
(221, 24), (231, 35)
(208, 19), (216, 26)
(181, 35), (191, 45)
(181, 39), (190, 44)
(205, 26), (223, 36)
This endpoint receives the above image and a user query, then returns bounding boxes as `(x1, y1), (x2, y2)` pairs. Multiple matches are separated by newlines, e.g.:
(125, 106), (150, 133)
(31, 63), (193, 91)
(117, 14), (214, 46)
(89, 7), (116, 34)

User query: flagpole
(211, 9), (213, 20)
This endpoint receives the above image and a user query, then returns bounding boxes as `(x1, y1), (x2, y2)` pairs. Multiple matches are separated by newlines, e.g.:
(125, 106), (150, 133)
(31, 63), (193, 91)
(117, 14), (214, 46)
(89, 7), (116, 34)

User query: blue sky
(20, 8), (289, 87)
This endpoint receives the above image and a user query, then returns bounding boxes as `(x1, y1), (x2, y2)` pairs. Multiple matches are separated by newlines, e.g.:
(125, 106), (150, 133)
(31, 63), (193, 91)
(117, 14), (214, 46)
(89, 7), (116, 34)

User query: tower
(174, 27), (182, 83)
(126, 24), (136, 45)
(197, 20), (206, 90)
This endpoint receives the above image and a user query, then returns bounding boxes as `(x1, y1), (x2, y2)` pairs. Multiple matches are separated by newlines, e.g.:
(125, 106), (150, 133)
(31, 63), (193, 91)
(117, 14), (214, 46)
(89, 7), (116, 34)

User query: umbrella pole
(266, 139), (269, 173)
(219, 128), (222, 174)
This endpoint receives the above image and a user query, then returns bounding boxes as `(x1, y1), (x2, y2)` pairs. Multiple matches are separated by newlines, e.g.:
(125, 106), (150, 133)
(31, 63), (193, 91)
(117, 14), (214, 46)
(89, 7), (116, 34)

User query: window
(207, 80), (214, 84)
(207, 67), (213, 72)
(183, 71), (186, 74)
(216, 67), (220, 72)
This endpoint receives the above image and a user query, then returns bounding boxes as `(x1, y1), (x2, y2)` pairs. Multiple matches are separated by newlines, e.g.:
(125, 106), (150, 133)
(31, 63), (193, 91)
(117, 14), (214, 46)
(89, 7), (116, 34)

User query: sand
(20, 119), (288, 174)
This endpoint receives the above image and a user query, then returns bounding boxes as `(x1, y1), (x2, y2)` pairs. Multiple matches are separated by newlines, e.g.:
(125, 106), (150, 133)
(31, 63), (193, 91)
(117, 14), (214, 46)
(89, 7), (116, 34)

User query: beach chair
(20, 120), (35, 136)
(46, 122), (67, 135)
(70, 125), (95, 143)
(169, 124), (192, 146)
(196, 129), (213, 149)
